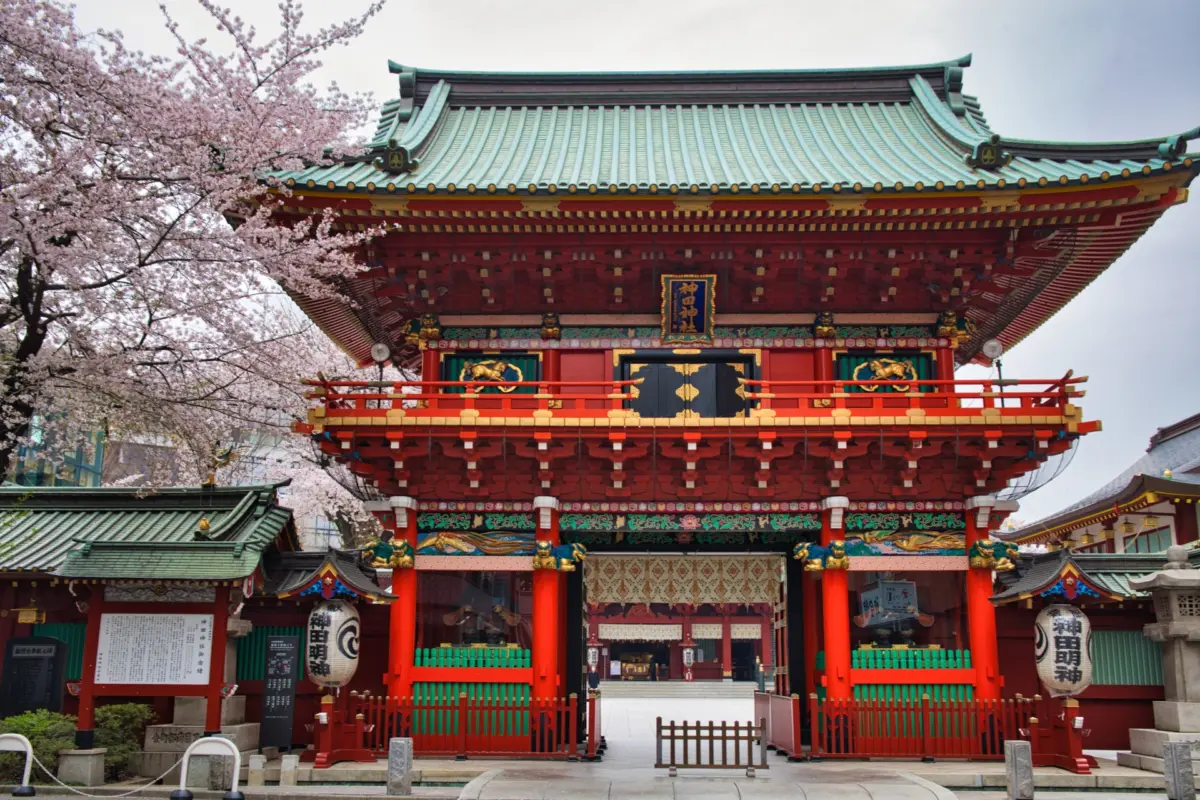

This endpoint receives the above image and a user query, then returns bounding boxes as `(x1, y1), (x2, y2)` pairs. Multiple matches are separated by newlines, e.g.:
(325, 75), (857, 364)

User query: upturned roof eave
(1007, 474), (1200, 543)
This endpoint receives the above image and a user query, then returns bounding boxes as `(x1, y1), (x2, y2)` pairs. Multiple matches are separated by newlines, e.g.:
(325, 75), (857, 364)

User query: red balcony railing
(304, 373), (1085, 427)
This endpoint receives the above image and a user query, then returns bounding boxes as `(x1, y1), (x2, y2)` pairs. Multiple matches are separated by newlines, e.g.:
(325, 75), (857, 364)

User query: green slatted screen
(414, 646), (531, 668)
(1092, 630), (1163, 686)
(412, 682), (532, 735)
(236, 626), (307, 681)
(32, 622), (86, 680)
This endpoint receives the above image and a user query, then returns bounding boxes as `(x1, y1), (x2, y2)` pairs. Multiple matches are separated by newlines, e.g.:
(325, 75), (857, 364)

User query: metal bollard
(0, 733), (36, 797)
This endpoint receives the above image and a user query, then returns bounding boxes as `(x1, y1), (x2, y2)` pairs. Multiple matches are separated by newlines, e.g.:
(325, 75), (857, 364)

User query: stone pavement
(62, 696), (1177, 799)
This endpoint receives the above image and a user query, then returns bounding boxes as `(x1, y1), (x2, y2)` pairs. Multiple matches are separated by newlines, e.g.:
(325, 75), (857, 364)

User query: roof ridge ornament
(966, 134), (1013, 170)
(1159, 126), (1200, 159)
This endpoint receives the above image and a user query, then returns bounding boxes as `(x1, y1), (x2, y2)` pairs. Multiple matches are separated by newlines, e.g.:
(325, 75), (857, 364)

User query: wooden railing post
(655, 716), (663, 769)
(568, 693), (579, 761)
(920, 693), (935, 762)
(586, 691), (599, 761)
(456, 692), (468, 760)
(808, 693), (821, 760)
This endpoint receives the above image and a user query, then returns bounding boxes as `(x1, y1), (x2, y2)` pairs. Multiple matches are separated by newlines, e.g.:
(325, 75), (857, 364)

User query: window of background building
(1126, 527), (1173, 553)
(417, 572), (532, 650)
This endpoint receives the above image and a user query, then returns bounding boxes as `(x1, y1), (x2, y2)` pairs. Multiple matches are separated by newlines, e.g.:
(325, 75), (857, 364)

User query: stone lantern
(1118, 545), (1200, 773)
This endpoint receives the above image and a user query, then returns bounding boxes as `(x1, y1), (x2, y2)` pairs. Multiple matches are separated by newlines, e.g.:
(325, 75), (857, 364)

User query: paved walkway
(76, 696), (1172, 799)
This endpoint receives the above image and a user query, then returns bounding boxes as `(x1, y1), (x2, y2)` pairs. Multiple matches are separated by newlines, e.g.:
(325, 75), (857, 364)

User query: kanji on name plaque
(94, 613), (213, 685)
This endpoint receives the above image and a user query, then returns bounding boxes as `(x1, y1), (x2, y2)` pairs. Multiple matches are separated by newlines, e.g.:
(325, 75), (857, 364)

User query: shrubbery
(0, 703), (155, 784)
(95, 704), (156, 781)
(0, 709), (75, 784)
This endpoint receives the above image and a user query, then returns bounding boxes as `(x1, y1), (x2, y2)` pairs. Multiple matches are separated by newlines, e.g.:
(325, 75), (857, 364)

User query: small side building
(0, 483), (390, 755)
(1009, 413), (1200, 553)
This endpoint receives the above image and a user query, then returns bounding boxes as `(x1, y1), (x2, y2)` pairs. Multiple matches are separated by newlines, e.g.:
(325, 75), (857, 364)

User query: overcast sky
(71, 0), (1200, 522)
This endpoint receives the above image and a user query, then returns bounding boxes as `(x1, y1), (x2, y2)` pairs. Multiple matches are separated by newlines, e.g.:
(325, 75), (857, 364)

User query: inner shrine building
(285, 55), (1196, 716)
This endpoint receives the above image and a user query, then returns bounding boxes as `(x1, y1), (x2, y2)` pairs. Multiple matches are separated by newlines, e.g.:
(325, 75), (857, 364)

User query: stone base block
(1120, 751), (1167, 773)
(1130, 728), (1200, 760)
(1158, 702), (1200, 733)
(57, 748), (106, 787)
(137, 747), (255, 787)
(173, 696), (246, 726)
(143, 722), (259, 753)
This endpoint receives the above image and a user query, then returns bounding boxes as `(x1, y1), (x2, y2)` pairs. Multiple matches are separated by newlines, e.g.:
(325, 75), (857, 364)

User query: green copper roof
(276, 56), (1200, 195)
(0, 485), (296, 580)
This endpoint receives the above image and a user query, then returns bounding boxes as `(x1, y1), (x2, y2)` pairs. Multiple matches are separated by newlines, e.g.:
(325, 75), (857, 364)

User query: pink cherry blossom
(0, 0), (392, 532)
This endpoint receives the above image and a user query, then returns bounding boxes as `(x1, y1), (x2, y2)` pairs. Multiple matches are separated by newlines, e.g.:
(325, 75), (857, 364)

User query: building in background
(1008, 413), (1200, 553)
(9, 419), (104, 488)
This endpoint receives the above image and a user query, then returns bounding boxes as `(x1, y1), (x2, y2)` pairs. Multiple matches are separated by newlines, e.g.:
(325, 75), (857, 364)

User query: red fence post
(920, 694), (935, 762)
(568, 693), (579, 761)
(808, 693), (821, 760)
(586, 691), (598, 760)
(456, 692), (468, 760)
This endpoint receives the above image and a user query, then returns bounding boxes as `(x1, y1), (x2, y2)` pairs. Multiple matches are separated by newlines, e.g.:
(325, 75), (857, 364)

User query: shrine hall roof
(1008, 412), (1200, 543)
(991, 548), (1199, 604)
(276, 55), (1200, 196)
(0, 484), (298, 580)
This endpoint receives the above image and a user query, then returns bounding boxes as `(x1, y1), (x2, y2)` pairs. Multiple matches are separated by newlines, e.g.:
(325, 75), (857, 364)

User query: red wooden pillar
(420, 348), (439, 383)
(204, 585), (231, 735)
(1176, 499), (1199, 545)
(371, 497), (418, 701)
(532, 496), (561, 699)
(76, 588), (105, 748)
(720, 610), (733, 681)
(681, 608), (694, 682)
(394, 497), (419, 701)
(760, 609), (772, 669)
(803, 570), (819, 701)
(965, 495), (1002, 701)
(820, 496), (852, 701)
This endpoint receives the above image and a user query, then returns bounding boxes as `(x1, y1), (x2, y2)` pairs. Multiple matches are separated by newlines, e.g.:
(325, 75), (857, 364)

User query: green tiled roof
(992, 549), (1199, 603)
(0, 485), (296, 581)
(276, 55), (1199, 195)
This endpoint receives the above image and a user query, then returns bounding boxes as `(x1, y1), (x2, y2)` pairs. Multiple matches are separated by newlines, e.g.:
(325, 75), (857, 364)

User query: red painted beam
(849, 668), (977, 685)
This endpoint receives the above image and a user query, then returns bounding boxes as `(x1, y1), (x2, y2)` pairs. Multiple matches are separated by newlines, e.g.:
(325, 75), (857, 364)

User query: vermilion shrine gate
(279, 55), (1196, 757)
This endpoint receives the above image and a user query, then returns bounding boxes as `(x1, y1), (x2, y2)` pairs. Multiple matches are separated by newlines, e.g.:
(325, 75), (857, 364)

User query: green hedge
(0, 703), (155, 785)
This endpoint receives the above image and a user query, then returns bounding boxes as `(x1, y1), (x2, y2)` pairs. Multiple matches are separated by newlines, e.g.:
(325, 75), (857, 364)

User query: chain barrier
(24, 752), (186, 798)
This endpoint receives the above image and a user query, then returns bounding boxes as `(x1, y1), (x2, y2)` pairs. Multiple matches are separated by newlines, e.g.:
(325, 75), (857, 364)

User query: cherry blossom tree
(0, 0), (387, 488)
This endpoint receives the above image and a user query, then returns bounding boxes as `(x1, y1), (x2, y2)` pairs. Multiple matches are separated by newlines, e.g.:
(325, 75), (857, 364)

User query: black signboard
(0, 636), (66, 716)
(261, 635), (299, 750)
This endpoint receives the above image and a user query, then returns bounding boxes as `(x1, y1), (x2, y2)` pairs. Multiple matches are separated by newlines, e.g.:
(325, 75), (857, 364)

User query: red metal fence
(809, 694), (1035, 760)
(355, 693), (578, 759)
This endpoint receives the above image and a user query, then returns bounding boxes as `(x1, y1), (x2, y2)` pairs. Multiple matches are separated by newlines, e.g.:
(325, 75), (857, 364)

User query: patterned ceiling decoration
(584, 556), (782, 605)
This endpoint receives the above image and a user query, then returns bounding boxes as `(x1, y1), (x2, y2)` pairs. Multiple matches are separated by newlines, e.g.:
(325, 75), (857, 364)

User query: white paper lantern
(1034, 604), (1092, 698)
(306, 599), (360, 688)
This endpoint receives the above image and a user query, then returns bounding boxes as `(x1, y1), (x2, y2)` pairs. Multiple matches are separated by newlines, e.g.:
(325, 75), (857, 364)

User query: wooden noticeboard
(94, 613), (213, 685)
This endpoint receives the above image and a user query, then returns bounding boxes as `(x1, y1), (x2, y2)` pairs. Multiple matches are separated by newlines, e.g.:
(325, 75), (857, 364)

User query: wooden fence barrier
(655, 717), (769, 777)
(754, 692), (804, 759)
(354, 692), (577, 759)
(809, 693), (1034, 760)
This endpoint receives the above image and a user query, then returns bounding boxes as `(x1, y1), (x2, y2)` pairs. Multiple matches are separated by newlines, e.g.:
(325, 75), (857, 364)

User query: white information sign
(94, 613), (213, 685)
